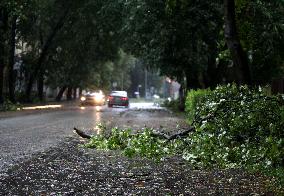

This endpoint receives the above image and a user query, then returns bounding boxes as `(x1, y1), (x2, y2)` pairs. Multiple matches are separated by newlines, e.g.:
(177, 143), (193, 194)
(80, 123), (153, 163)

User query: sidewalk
(0, 100), (79, 119)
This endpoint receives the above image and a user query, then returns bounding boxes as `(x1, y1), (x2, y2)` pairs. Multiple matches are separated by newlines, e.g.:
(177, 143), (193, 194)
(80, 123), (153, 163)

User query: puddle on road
(109, 108), (188, 134)
(75, 105), (188, 136)
(120, 108), (173, 118)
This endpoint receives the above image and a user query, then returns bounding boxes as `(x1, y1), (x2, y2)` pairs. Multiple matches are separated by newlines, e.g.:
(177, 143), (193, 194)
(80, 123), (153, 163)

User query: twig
(73, 127), (91, 139)
(151, 127), (195, 140)
(73, 126), (195, 141)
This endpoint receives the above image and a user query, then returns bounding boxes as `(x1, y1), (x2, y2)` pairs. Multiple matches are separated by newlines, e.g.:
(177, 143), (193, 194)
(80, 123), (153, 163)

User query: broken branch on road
(73, 127), (92, 139)
(151, 127), (195, 140)
(73, 126), (195, 141)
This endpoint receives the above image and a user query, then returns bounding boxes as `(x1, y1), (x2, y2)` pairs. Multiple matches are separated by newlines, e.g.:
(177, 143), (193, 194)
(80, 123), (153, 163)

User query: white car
(80, 91), (105, 106)
(107, 91), (129, 107)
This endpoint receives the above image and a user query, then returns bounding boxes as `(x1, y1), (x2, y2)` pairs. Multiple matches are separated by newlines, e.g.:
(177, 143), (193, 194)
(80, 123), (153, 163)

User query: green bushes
(86, 85), (284, 169)
(85, 127), (172, 160)
(185, 84), (284, 167)
(85, 84), (284, 191)
(162, 99), (180, 112)
(0, 100), (20, 111)
(183, 84), (284, 191)
(185, 88), (211, 123)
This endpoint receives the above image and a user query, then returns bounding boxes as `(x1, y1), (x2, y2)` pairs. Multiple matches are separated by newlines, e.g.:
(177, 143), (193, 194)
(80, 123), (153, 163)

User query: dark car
(107, 91), (129, 108)
(80, 91), (105, 106)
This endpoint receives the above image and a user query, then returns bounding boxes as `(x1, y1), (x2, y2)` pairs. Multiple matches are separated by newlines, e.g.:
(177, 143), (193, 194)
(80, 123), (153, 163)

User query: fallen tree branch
(73, 126), (195, 141)
(73, 127), (91, 139)
(151, 127), (195, 140)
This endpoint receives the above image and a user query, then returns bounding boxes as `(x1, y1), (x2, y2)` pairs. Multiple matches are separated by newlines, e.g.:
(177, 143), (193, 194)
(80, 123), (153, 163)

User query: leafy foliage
(84, 85), (284, 191)
(2, 0), (283, 103)
(86, 84), (284, 167)
(235, 0), (284, 84)
(162, 99), (179, 112)
(189, 84), (284, 167)
(185, 89), (211, 123)
(0, 99), (20, 111)
(120, 0), (223, 88)
(85, 127), (173, 161)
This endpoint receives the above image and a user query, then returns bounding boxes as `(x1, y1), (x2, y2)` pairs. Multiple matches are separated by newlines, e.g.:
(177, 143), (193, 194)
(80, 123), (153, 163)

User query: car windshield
(85, 90), (104, 96)
(110, 91), (127, 97)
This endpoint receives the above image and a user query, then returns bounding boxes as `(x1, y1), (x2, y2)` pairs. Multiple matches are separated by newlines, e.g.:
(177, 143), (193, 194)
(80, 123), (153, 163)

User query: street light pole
(137, 84), (142, 98)
(145, 68), (147, 98)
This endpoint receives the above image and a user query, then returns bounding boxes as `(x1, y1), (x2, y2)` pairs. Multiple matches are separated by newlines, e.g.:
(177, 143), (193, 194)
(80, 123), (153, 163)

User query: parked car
(80, 90), (105, 106)
(107, 91), (129, 108)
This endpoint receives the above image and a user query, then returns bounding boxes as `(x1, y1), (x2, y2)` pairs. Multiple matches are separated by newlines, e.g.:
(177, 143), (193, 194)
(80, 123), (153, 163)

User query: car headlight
(96, 94), (103, 99)
(80, 96), (86, 101)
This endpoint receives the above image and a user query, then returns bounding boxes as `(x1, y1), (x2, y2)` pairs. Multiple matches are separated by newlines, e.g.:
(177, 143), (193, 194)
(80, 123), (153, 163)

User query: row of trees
(0, 0), (283, 104)
(0, 0), (131, 103)
(121, 0), (283, 88)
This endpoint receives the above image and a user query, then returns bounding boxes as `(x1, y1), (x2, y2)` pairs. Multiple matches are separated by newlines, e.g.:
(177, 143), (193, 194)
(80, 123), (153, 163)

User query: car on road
(107, 91), (129, 108)
(80, 91), (105, 106)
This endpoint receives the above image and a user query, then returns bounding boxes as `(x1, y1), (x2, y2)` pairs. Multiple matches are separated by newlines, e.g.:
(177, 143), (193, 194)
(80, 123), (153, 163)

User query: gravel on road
(0, 136), (271, 195)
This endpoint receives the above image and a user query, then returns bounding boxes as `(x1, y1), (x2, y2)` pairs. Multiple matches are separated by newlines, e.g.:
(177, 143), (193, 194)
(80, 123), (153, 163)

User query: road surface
(0, 102), (181, 172)
(0, 102), (270, 195)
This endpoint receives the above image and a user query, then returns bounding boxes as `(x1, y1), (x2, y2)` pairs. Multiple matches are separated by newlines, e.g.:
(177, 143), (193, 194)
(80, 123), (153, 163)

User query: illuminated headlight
(80, 96), (86, 101)
(96, 94), (103, 99)
(94, 94), (103, 101)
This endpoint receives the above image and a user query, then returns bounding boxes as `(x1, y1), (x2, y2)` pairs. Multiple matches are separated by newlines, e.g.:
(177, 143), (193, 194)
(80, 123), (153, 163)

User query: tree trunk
(55, 86), (66, 101)
(73, 87), (77, 99)
(186, 74), (201, 90)
(0, 8), (8, 104)
(178, 84), (185, 111)
(272, 78), (284, 95)
(79, 88), (82, 97)
(187, 32), (202, 90)
(205, 55), (218, 88)
(0, 65), (4, 104)
(66, 87), (72, 100)
(37, 72), (44, 101)
(8, 16), (17, 103)
(224, 0), (251, 85)
(25, 7), (70, 101)
(203, 36), (219, 88)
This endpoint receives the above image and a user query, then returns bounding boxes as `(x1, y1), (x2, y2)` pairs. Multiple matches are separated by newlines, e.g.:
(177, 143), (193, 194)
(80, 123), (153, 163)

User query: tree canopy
(0, 0), (283, 103)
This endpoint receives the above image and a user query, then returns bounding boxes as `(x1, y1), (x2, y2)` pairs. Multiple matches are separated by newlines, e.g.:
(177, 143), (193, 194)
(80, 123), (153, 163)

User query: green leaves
(188, 84), (284, 168)
(83, 87), (284, 189)
(235, 0), (284, 84)
(85, 127), (174, 161)
(185, 88), (211, 123)
(85, 85), (283, 171)
(0, 99), (20, 111)
(120, 0), (224, 88)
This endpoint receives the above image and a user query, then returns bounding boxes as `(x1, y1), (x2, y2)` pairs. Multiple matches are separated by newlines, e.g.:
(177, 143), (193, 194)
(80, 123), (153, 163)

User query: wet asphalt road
(0, 104), (133, 172)
(0, 103), (273, 195)
(0, 102), (170, 173)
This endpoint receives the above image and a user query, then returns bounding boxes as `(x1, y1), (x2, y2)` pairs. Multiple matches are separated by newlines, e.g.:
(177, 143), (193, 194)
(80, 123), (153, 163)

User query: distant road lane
(0, 105), (124, 172)
(0, 102), (164, 172)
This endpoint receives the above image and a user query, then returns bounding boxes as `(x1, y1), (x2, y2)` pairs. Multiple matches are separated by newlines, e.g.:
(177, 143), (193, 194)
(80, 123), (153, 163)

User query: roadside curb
(0, 100), (79, 119)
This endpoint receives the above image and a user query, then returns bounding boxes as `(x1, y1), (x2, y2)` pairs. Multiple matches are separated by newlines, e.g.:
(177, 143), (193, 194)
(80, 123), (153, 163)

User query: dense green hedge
(185, 84), (284, 168)
(0, 100), (20, 111)
(87, 84), (284, 168)
(185, 88), (211, 123)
